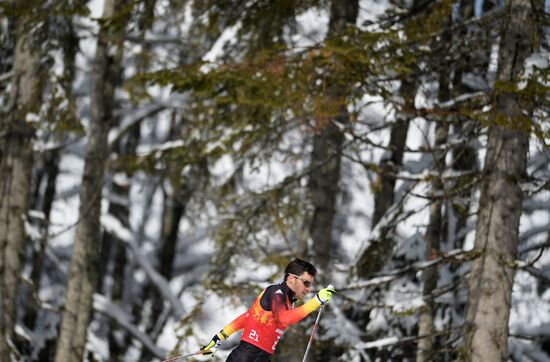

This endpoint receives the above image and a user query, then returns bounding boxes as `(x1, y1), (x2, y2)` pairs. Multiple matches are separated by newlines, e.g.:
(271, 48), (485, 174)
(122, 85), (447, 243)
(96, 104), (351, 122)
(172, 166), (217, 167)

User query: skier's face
(288, 272), (314, 300)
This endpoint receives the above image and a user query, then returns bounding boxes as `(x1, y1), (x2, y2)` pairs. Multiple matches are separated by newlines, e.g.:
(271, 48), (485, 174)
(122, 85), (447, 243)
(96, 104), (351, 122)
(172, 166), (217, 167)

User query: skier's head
(284, 259), (317, 300)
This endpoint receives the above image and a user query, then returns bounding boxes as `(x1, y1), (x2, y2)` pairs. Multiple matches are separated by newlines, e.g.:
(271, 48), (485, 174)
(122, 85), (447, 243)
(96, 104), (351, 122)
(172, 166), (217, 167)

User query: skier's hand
(315, 285), (336, 305)
(201, 332), (225, 355)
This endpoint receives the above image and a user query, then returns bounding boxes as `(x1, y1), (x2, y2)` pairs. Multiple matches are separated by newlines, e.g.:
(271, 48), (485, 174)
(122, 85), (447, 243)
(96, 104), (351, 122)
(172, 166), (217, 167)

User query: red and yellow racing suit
(221, 282), (321, 354)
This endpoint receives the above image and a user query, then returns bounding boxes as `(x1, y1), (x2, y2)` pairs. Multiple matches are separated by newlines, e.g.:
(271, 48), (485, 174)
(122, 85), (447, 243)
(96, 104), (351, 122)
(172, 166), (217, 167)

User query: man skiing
(200, 258), (335, 361)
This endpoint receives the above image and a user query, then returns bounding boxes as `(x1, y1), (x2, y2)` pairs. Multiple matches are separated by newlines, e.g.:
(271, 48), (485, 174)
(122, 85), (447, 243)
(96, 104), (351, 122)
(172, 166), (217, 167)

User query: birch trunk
(0, 18), (44, 360)
(54, 0), (127, 360)
(462, 0), (535, 360)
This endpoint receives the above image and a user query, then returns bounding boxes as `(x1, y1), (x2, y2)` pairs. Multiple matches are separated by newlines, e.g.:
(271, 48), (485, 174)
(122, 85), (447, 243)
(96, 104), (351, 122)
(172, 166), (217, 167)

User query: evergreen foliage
(0, 0), (547, 360)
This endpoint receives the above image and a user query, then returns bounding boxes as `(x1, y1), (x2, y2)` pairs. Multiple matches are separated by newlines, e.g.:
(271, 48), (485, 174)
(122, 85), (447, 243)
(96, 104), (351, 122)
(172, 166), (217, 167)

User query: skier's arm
(271, 294), (321, 327)
(272, 286), (336, 327)
(220, 310), (248, 337)
(201, 310), (248, 354)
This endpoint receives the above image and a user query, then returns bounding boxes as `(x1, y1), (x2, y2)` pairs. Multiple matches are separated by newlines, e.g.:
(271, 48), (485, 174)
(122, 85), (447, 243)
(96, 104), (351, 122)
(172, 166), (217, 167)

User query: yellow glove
(315, 285), (336, 305)
(201, 330), (227, 355)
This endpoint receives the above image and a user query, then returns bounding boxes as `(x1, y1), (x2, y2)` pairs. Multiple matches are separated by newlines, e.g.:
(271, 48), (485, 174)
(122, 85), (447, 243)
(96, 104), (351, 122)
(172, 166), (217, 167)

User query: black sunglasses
(289, 273), (313, 288)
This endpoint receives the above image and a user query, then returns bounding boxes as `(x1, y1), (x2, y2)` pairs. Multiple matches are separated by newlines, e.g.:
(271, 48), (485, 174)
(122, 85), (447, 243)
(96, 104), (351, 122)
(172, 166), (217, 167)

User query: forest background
(0, 0), (549, 361)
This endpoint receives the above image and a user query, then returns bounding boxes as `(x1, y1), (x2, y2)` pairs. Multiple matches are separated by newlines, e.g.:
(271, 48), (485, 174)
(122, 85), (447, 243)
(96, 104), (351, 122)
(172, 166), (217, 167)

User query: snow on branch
(346, 127), (483, 157)
(519, 224), (550, 245)
(353, 187), (421, 271)
(356, 336), (399, 350)
(355, 327), (460, 350)
(347, 249), (471, 291)
(0, 71), (13, 82)
(522, 266), (550, 285)
(108, 93), (190, 151)
(522, 199), (550, 212)
(135, 140), (185, 157)
(325, 303), (365, 345)
(108, 103), (166, 148)
(93, 294), (167, 359)
(353, 202), (407, 266)
(435, 91), (487, 109)
(101, 214), (185, 317)
(20, 276), (58, 313)
(395, 169), (477, 183)
(512, 323), (550, 338)
(519, 240), (550, 255)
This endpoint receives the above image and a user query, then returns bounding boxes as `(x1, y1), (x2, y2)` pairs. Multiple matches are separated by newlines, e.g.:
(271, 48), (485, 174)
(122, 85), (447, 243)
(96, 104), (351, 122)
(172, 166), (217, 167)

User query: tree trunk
(0, 17), (44, 360)
(442, 2), (481, 347)
(138, 116), (204, 361)
(356, 80), (414, 278)
(138, 194), (186, 360)
(462, 0), (535, 360)
(54, 0), (127, 361)
(24, 19), (78, 333)
(274, 1), (360, 359)
(24, 147), (60, 330)
(304, 2), (359, 361)
(416, 123), (449, 362)
(416, 15), (453, 361)
(308, 121), (345, 271)
(307, 0), (358, 273)
(93, 2), (155, 356)
(371, 118), (411, 228)
(99, 123), (140, 361)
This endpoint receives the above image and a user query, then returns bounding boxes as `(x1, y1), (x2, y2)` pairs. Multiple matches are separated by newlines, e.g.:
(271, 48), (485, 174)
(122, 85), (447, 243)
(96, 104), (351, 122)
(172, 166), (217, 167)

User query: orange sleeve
(272, 294), (321, 327)
(220, 310), (248, 337)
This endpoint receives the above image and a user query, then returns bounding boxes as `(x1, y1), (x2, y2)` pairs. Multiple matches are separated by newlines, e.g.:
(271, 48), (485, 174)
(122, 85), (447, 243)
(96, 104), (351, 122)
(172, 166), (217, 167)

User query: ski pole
(161, 350), (202, 362)
(301, 305), (324, 362)
(302, 284), (336, 362)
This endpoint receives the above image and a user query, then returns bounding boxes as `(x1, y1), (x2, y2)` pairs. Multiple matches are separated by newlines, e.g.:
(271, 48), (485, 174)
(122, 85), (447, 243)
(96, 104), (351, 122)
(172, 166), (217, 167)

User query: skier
(200, 258), (335, 361)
